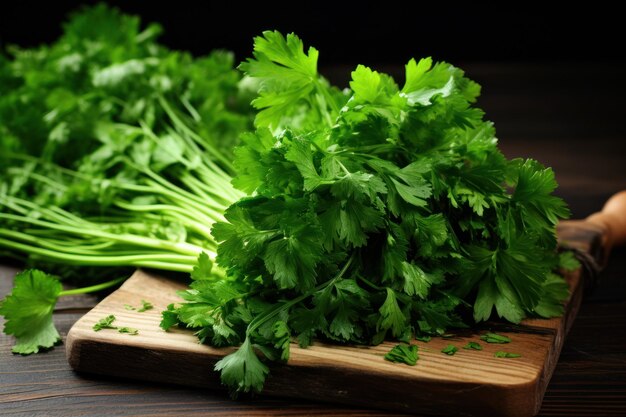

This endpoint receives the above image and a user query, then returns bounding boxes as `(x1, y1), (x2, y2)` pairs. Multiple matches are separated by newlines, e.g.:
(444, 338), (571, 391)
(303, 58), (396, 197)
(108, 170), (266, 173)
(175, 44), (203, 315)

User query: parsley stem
(158, 96), (236, 175)
(246, 256), (354, 336)
(59, 276), (127, 297)
(316, 80), (340, 117)
(0, 214), (205, 256)
(357, 275), (384, 291)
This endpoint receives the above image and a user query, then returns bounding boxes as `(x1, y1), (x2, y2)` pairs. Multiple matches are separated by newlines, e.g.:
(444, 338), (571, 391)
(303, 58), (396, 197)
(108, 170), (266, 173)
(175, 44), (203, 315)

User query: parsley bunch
(164, 31), (573, 395)
(0, 5), (251, 354)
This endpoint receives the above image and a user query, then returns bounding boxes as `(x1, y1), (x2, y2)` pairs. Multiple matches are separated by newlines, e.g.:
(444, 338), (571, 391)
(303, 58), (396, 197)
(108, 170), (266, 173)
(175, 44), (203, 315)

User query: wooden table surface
(2, 64), (626, 416)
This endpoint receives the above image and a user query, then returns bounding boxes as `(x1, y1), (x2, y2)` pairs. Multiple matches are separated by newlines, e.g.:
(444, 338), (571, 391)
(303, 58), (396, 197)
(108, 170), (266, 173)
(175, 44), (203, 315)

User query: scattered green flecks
(124, 300), (153, 312)
(415, 335), (432, 343)
(118, 327), (139, 335)
(441, 345), (458, 355)
(93, 315), (118, 331)
(384, 344), (419, 366)
(92, 315), (139, 335)
(138, 300), (154, 312)
(494, 351), (521, 358)
(480, 333), (512, 344)
(463, 341), (483, 350)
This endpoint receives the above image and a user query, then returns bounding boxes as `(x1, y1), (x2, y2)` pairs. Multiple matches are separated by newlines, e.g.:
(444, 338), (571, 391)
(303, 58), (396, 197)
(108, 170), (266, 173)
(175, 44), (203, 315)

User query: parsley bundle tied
(163, 31), (576, 395)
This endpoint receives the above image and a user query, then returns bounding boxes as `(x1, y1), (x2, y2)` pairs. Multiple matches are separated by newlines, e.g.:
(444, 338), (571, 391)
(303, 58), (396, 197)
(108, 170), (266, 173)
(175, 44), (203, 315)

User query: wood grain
(66, 264), (583, 417)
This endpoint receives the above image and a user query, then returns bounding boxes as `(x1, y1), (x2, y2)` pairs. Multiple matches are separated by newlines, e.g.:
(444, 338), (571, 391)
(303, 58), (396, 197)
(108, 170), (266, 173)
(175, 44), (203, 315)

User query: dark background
(1, 1), (624, 66)
(1, 1), (625, 218)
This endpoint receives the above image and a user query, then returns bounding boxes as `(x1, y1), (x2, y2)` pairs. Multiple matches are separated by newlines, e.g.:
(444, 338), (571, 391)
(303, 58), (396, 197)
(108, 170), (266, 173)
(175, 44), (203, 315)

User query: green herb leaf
(138, 300), (153, 312)
(463, 341), (483, 350)
(93, 315), (117, 331)
(0, 270), (62, 354)
(494, 351), (521, 358)
(384, 344), (419, 366)
(118, 327), (139, 335)
(441, 344), (458, 355)
(559, 251), (581, 272)
(214, 337), (270, 395)
(480, 333), (512, 344)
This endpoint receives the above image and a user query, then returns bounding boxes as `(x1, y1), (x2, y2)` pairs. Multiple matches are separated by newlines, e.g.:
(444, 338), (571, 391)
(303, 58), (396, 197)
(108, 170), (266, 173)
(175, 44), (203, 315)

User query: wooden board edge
(66, 328), (543, 417)
(68, 314), (547, 417)
(532, 269), (584, 415)
(65, 268), (585, 417)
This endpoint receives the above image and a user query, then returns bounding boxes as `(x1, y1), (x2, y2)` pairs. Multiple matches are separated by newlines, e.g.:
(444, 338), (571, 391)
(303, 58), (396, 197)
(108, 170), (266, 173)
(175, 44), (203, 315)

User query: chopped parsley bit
(441, 345), (458, 355)
(415, 335), (432, 343)
(118, 327), (139, 335)
(92, 315), (138, 335)
(480, 333), (512, 344)
(384, 344), (419, 366)
(494, 351), (521, 358)
(138, 300), (154, 312)
(124, 300), (153, 312)
(92, 315), (117, 332)
(463, 341), (483, 350)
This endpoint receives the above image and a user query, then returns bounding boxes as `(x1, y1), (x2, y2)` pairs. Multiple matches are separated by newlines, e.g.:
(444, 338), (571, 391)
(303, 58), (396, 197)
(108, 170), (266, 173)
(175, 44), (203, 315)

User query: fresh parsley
(162, 30), (572, 396)
(463, 341), (483, 350)
(480, 333), (512, 344)
(494, 351), (521, 358)
(0, 5), (252, 354)
(384, 344), (419, 366)
(92, 315), (139, 335)
(441, 345), (459, 356)
(118, 327), (139, 335)
(0, 270), (62, 354)
(127, 300), (154, 313)
(93, 315), (118, 332)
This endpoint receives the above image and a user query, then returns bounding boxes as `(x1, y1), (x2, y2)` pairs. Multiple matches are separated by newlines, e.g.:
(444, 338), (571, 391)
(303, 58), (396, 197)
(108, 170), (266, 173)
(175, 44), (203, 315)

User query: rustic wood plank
(64, 263), (582, 417)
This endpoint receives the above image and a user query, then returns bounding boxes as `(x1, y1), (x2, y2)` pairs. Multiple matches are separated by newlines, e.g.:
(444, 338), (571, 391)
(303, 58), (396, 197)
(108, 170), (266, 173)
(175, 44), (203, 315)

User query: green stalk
(0, 237), (201, 267)
(0, 213), (205, 256)
(59, 276), (127, 297)
(246, 256), (353, 336)
(113, 200), (216, 239)
(159, 96), (236, 175)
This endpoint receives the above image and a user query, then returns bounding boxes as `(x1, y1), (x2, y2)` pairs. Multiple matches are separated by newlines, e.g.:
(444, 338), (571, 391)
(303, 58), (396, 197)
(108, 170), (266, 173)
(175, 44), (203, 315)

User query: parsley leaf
(377, 288), (406, 338)
(494, 351), (521, 358)
(441, 344), (459, 355)
(480, 333), (512, 344)
(463, 341), (483, 350)
(138, 300), (153, 313)
(118, 327), (139, 335)
(214, 337), (270, 395)
(93, 315), (117, 331)
(384, 344), (419, 366)
(559, 251), (581, 271)
(0, 270), (62, 354)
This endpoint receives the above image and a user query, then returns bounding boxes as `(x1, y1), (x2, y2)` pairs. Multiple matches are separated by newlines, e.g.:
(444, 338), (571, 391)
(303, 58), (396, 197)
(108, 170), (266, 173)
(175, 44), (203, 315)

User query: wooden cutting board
(66, 192), (626, 417)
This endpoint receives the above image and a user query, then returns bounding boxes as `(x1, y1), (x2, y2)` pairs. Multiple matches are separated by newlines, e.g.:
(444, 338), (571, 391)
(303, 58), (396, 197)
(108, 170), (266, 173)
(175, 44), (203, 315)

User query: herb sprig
(163, 31), (575, 395)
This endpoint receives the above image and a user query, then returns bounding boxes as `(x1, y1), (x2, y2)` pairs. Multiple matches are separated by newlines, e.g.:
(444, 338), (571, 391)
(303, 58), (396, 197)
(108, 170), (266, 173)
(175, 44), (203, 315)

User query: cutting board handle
(585, 191), (626, 257)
